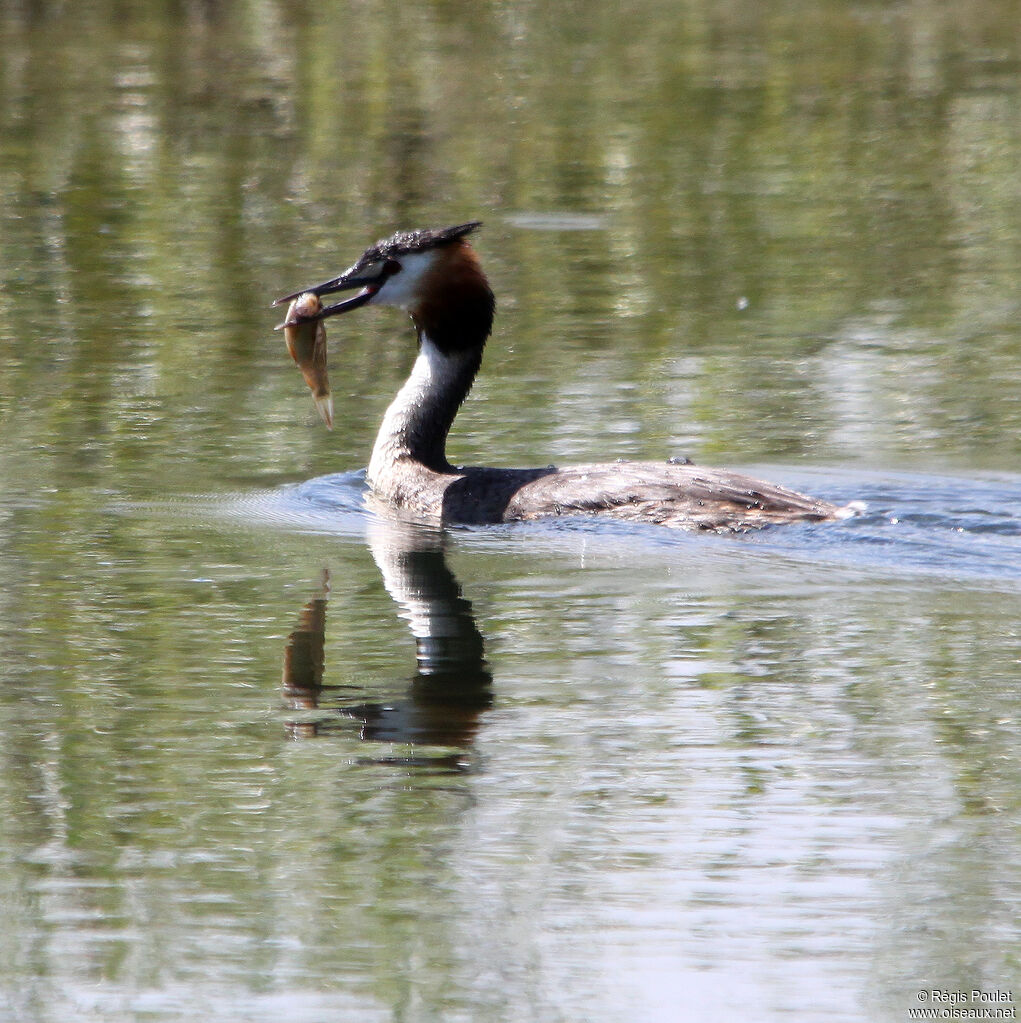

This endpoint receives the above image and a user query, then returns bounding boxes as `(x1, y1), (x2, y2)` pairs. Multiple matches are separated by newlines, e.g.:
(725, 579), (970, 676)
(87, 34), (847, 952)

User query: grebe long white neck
(368, 333), (483, 483)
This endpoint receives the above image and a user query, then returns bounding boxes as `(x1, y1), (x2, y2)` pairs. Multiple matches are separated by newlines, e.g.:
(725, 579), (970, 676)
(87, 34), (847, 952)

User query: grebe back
(275, 222), (858, 532)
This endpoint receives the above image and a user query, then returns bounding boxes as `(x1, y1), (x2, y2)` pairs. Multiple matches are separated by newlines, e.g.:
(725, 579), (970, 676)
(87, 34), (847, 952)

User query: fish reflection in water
(282, 520), (493, 757)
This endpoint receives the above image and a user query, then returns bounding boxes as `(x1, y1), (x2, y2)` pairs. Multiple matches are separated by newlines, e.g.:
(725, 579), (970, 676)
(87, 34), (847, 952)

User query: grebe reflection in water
(282, 525), (491, 750)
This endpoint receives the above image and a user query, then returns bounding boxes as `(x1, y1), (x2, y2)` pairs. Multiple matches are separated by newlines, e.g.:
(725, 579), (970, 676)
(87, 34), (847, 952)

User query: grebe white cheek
(369, 250), (440, 309)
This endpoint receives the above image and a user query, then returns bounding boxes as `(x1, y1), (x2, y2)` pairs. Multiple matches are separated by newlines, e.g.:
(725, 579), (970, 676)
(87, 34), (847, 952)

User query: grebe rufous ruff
(275, 221), (857, 531)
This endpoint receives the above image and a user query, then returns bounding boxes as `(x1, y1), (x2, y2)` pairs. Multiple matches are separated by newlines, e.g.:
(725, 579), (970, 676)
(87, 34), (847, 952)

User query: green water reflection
(1, 1), (1020, 1021)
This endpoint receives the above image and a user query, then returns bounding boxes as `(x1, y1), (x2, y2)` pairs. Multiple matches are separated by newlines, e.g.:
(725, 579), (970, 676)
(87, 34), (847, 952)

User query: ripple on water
(786, 468), (1021, 586)
(149, 466), (1021, 588)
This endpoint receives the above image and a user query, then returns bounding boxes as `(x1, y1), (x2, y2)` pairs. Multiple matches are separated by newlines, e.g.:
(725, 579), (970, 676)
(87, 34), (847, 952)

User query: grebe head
(274, 221), (494, 353)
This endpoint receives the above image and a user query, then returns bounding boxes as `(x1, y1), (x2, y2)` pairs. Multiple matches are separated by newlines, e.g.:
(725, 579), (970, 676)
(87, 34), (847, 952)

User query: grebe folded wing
(499, 461), (843, 530)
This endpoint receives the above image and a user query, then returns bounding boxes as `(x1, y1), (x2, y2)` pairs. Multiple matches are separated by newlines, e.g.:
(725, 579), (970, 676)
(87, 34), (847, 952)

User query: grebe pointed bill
(274, 221), (861, 532)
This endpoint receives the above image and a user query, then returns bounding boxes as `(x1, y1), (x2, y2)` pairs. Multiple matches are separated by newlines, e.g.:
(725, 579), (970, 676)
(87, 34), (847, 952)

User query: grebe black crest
(275, 222), (860, 532)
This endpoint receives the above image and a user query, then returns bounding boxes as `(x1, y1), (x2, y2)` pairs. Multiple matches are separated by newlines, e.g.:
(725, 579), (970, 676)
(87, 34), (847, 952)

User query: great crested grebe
(275, 221), (858, 531)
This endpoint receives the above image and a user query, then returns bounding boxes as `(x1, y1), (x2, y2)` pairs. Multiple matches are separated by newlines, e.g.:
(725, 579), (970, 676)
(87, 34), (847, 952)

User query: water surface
(1, 2), (1020, 1021)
